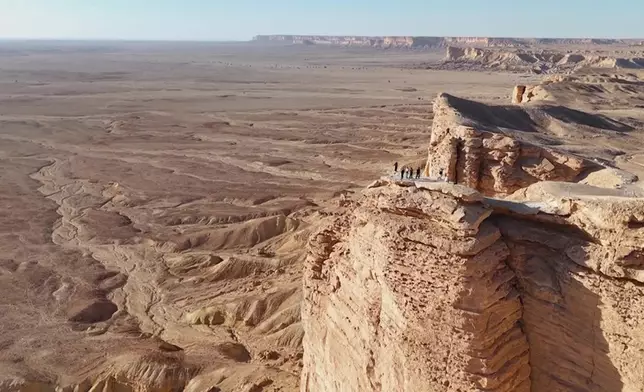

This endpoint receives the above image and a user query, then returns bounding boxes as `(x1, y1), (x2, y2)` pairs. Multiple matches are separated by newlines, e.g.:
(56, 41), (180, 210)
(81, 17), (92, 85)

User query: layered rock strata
(511, 85), (551, 104)
(426, 93), (602, 196)
(301, 180), (644, 391)
(512, 73), (644, 108)
(443, 46), (644, 73)
(253, 36), (639, 49)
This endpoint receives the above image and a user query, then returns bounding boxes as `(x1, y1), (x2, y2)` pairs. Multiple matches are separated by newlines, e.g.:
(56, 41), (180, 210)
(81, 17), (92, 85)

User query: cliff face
(253, 35), (413, 48)
(443, 46), (644, 73)
(301, 180), (644, 392)
(425, 93), (602, 196)
(253, 36), (638, 49)
(512, 73), (644, 108)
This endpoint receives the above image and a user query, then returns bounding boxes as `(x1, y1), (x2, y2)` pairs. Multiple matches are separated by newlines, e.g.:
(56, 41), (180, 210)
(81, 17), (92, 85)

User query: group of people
(394, 162), (421, 180)
(393, 161), (446, 182)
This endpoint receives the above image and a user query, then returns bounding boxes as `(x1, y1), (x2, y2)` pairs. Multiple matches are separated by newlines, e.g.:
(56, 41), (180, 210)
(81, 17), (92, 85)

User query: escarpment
(512, 73), (644, 108)
(443, 46), (644, 73)
(425, 93), (618, 196)
(301, 180), (644, 392)
(253, 36), (639, 49)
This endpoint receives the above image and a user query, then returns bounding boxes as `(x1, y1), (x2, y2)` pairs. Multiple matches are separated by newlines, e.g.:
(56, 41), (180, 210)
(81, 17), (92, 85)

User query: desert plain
(2, 38), (644, 392)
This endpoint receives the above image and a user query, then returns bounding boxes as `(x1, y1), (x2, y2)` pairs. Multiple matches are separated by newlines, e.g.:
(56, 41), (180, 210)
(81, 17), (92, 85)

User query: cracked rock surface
(302, 181), (644, 392)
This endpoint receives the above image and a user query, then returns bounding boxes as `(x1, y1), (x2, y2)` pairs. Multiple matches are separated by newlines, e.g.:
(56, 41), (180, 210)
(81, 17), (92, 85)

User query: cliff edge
(443, 46), (644, 73)
(253, 36), (639, 49)
(423, 93), (634, 196)
(302, 179), (644, 391)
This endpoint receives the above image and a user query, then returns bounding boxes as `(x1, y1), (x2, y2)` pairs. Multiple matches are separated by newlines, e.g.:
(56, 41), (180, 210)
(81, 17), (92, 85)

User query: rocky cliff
(424, 93), (613, 196)
(443, 46), (644, 73)
(253, 36), (639, 49)
(512, 73), (644, 108)
(301, 179), (644, 391)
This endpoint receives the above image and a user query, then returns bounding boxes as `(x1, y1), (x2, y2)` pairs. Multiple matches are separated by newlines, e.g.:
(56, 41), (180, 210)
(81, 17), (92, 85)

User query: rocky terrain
(0, 41), (524, 392)
(303, 79), (644, 390)
(512, 73), (644, 109)
(3, 39), (644, 392)
(440, 46), (644, 74)
(425, 93), (604, 196)
(424, 86), (644, 196)
(254, 35), (643, 49)
(303, 178), (644, 391)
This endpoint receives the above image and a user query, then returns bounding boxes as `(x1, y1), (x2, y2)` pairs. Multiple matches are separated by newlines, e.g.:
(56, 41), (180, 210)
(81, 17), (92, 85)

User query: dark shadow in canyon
(491, 214), (623, 391)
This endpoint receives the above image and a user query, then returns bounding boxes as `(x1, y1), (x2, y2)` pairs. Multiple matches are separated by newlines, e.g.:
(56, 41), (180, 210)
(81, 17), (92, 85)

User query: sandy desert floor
(2, 41), (642, 391)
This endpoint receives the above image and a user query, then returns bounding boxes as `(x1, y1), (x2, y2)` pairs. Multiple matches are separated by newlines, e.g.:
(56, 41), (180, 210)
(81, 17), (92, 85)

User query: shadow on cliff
(441, 93), (633, 134)
(461, 215), (625, 391)
(539, 105), (633, 133)
(533, 268), (625, 392)
(442, 93), (540, 132)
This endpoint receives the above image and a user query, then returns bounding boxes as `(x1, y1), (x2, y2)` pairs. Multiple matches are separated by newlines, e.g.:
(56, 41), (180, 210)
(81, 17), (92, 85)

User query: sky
(0, 0), (642, 41)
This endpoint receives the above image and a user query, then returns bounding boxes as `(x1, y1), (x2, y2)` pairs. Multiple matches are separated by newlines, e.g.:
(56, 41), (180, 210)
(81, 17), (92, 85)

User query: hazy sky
(0, 0), (642, 41)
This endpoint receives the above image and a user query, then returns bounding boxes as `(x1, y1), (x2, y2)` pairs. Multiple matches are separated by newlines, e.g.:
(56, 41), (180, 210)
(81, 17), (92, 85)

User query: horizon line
(254, 34), (644, 40)
(0, 35), (643, 42)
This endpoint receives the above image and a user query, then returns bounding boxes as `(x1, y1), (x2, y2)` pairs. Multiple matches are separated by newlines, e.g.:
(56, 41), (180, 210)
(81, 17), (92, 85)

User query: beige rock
(442, 45), (644, 73)
(301, 182), (644, 391)
(256, 36), (641, 50)
(512, 85), (552, 104)
(426, 93), (600, 196)
(185, 307), (227, 325)
(512, 85), (526, 104)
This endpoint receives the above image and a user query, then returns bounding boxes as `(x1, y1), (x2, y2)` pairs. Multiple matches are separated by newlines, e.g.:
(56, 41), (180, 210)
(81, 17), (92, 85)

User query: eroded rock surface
(443, 46), (644, 73)
(254, 36), (640, 49)
(301, 180), (644, 392)
(512, 73), (644, 109)
(425, 93), (611, 196)
(512, 84), (553, 104)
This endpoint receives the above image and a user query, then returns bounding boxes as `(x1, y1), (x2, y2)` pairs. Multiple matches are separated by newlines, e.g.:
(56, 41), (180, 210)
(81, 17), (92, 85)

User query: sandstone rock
(511, 73), (644, 113)
(426, 93), (600, 196)
(511, 84), (551, 104)
(441, 46), (644, 73)
(186, 307), (227, 325)
(301, 181), (644, 391)
(216, 342), (251, 362)
(446, 46), (468, 60)
(511, 85), (526, 104)
(254, 36), (638, 50)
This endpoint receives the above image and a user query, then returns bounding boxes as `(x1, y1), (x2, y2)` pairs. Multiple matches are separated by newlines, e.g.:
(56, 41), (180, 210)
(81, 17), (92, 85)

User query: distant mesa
(253, 35), (638, 49)
(303, 175), (644, 391)
(442, 46), (644, 73)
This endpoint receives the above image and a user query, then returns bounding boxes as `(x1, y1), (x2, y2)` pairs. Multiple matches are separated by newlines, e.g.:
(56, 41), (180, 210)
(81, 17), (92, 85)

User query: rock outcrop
(511, 84), (551, 104)
(253, 36), (640, 50)
(442, 46), (644, 73)
(301, 180), (644, 391)
(425, 93), (610, 196)
(512, 73), (644, 108)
